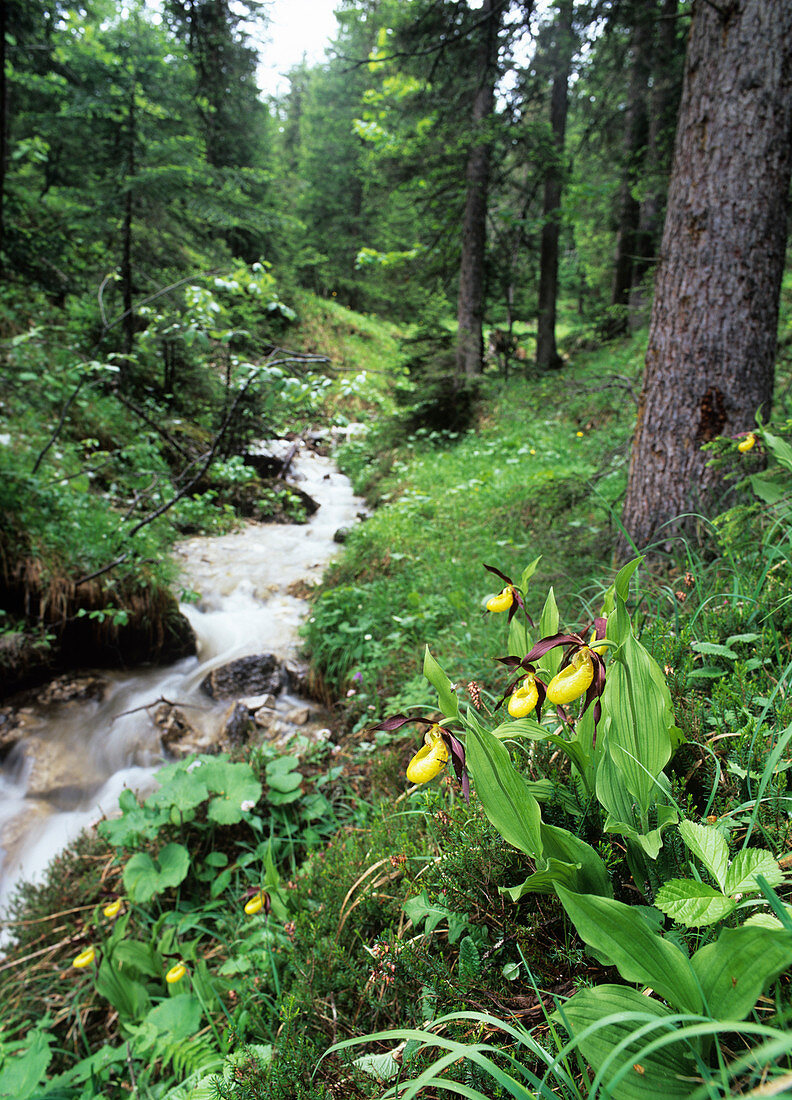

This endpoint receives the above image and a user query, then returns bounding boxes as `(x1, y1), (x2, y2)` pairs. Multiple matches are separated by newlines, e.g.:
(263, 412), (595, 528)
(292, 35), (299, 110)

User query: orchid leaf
(541, 822), (611, 897)
(465, 722), (542, 859)
(556, 985), (696, 1100)
(501, 858), (584, 900)
(537, 587), (561, 678)
(692, 924), (792, 1019)
(518, 556), (542, 592)
(601, 616), (673, 812)
(555, 885), (702, 1014)
(423, 646), (459, 720)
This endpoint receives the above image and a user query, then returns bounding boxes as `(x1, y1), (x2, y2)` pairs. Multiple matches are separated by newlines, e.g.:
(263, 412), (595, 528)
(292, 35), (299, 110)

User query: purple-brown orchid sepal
(374, 715), (469, 803)
(494, 655), (548, 719)
(484, 564), (534, 626)
(522, 628), (607, 732)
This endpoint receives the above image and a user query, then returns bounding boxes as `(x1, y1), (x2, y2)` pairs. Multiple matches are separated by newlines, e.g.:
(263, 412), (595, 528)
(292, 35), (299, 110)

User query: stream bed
(0, 443), (362, 918)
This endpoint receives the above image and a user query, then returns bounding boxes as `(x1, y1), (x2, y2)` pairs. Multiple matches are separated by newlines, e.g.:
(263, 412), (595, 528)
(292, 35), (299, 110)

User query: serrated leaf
(724, 849), (784, 895)
(725, 633), (761, 646)
(691, 641), (738, 660)
(654, 879), (736, 927)
(679, 820), (730, 890)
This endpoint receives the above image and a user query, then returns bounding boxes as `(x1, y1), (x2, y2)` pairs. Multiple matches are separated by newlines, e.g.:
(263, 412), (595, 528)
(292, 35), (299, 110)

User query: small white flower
(240, 799), (256, 812)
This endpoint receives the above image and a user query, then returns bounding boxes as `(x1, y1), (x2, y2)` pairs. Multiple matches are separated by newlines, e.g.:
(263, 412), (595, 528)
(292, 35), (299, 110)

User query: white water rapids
(0, 444), (362, 920)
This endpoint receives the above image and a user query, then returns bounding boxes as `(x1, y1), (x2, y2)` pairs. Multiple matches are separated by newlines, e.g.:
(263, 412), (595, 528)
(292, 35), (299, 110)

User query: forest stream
(0, 442), (362, 922)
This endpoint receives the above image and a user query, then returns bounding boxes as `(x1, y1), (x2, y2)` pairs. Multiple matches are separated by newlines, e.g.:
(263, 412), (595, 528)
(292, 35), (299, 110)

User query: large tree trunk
(535, 0), (573, 373)
(620, 0), (792, 552)
(455, 0), (504, 379)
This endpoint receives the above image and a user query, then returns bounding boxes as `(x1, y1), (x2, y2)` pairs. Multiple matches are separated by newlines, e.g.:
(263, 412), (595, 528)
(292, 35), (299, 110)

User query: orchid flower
(375, 714), (469, 802)
(523, 619), (608, 729)
(72, 946), (96, 969)
(165, 962), (187, 984)
(483, 564), (533, 626)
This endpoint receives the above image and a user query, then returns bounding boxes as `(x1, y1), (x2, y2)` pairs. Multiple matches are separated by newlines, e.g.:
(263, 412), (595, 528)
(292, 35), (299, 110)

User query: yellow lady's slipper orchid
(406, 724), (449, 784)
(508, 675), (539, 718)
(103, 899), (122, 919)
(245, 892), (265, 916)
(165, 962), (187, 984)
(546, 647), (594, 705)
(486, 586), (514, 613)
(72, 947), (96, 969)
(588, 628), (608, 656)
(738, 433), (756, 453)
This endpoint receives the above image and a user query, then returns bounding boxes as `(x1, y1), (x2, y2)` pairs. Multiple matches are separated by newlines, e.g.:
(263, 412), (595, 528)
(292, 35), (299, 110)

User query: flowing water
(0, 444), (361, 919)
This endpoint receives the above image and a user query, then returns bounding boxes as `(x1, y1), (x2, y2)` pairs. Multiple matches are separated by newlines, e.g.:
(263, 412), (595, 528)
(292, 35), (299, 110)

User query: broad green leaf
(679, 820), (730, 890)
(465, 723), (542, 858)
(493, 717), (591, 778)
(538, 587), (561, 677)
(265, 755), (300, 775)
(266, 769), (303, 794)
(602, 619), (672, 812)
(654, 879), (736, 927)
(541, 822), (612, 897)
(123, 842), (190, 902)
(202, 762), (262, 824)
(111, 940), (161, 979)
(145, 994), (202, 1039)
(423, 646), (459, 720)
(761, 429), (792, 472)
(0, 1029), (52, 1100)
(750, 472), (787, 505)
(145, 770), (209, 813)
(95, 957), (151, 1020)
(501, 858), (584, 900)
(692, 925), (792, 1019)
(556, 885), (701, 1014)
(724, 849), (784, 895)
(556, 984), (695, 1100)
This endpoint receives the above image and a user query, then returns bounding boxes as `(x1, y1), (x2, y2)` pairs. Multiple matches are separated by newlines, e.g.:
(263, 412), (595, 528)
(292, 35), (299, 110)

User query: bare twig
(31, 373), (89, 475)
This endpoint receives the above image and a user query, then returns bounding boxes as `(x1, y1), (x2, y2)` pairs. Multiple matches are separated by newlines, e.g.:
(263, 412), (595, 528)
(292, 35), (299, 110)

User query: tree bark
(535, 0), (573, 373)
(620, 0), (792, 552)
(455, 0), (506, 379)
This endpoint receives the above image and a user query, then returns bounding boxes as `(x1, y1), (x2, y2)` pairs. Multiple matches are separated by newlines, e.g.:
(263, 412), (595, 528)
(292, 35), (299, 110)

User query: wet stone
(222, 702), (253, 746)
(239, 693), (277, 712)
(200, 654), (285, 700)
(155, 704), (219, 759)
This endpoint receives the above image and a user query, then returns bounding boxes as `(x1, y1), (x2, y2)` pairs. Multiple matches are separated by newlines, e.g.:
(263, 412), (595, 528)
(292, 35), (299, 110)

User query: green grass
(302, 330), (646, 720)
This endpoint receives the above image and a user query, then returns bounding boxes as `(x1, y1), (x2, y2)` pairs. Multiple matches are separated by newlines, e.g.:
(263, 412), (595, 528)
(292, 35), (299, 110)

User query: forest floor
(2, 295), (792, 1099)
